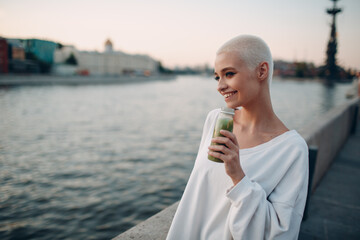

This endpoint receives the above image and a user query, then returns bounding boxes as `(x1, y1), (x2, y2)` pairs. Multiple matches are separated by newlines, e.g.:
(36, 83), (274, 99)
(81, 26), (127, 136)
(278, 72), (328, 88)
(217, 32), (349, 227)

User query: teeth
(224, 92), (235, 98)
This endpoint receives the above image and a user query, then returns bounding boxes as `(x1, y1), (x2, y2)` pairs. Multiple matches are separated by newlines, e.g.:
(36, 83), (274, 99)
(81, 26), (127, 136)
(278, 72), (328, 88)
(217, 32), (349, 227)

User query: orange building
(12, 46), (25, 60)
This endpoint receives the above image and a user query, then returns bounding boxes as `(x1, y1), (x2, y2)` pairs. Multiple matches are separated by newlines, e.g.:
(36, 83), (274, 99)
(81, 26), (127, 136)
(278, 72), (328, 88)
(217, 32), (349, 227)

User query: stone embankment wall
(299, 97), (359, 191)
(113, 97), (360, 240)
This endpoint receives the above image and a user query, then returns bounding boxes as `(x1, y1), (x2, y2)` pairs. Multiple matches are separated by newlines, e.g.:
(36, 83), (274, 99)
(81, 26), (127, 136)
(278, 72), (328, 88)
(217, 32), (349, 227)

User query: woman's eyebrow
(214, 67), (236, 75)
(221, 67), (235, 73)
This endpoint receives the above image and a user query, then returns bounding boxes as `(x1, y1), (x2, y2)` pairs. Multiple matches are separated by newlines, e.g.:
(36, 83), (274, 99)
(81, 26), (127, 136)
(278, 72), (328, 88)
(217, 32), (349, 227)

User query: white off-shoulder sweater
(166, 108), (309, 240)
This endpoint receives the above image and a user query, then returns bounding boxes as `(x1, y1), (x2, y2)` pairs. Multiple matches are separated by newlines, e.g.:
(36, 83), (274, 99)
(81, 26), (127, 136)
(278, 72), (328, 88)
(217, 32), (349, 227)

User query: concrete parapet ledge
(114, 97), (360, 240)
(298, 97), (359, 192)
(113, 202), (178, 240)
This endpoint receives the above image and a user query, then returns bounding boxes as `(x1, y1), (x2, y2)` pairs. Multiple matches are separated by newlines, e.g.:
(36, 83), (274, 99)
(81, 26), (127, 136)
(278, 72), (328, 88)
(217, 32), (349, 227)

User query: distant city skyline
(1, 0), (359, 69)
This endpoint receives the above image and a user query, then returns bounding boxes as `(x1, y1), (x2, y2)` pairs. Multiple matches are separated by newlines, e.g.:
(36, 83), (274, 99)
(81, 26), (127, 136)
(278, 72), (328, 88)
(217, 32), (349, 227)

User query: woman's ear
(257, 62), (269, 82)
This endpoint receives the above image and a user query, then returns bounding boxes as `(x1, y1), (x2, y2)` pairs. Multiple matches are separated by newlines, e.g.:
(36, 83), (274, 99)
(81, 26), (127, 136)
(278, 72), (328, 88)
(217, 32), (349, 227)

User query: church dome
(105, 39), (112, 46)
(104, 39), (113, 52)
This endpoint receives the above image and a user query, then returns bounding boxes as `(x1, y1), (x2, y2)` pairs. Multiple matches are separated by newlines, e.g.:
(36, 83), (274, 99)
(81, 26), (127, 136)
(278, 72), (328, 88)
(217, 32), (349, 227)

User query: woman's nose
(217, 78), (227, 92)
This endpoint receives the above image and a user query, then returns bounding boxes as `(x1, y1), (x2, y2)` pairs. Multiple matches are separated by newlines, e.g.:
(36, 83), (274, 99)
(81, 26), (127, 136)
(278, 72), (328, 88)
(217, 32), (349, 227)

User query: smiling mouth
(224, 91), (237, 98)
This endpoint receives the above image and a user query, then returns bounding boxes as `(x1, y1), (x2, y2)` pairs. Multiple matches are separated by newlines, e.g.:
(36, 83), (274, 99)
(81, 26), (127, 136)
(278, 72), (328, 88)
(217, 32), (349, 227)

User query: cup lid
(220, 107), (235, 115)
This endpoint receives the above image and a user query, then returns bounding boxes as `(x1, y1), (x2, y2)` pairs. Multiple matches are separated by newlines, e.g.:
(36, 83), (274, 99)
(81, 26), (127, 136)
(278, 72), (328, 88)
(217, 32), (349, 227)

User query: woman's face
(214, 51), (260, 109)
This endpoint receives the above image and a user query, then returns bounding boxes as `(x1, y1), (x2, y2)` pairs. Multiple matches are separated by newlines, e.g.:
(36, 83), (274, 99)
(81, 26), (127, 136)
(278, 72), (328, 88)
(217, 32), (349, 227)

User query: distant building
(0, 38), (8, 73)
(23, 39), (57, 64)
(3, 38), (58, 73)
(273, 60), (318, 78)
(8, 40), (25, 60)
(6, 39), (27, 73)
(104, 39), (113, 53)
(54, 39), (158, 76)
(273, 60), (296, 77)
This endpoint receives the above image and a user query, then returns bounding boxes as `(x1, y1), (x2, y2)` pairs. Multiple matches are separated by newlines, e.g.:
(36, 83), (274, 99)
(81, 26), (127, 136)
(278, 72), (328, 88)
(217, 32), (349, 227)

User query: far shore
(0, 74), (177, 87)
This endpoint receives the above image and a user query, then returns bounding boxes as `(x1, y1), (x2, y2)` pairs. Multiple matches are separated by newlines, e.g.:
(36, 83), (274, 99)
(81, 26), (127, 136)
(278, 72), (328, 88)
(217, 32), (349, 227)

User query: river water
(0, 75), (352, 239)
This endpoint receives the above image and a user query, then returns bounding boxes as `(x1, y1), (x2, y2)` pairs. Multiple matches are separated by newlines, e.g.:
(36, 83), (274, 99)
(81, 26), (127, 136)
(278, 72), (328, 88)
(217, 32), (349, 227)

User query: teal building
(24, 39), (57, 64)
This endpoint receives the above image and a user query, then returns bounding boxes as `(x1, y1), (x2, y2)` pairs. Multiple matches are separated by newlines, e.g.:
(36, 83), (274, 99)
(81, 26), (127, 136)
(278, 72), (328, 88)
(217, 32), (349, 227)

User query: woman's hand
(208, 130), (245, 185)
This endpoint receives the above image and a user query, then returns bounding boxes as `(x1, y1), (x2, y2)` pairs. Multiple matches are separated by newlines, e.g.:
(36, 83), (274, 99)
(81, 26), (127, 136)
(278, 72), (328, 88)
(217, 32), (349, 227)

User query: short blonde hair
(217, 35), (273, 85)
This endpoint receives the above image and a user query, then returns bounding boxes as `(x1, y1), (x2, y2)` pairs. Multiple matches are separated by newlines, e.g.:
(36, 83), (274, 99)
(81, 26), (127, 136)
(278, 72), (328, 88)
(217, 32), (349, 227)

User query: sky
(1, 0), (359, 69)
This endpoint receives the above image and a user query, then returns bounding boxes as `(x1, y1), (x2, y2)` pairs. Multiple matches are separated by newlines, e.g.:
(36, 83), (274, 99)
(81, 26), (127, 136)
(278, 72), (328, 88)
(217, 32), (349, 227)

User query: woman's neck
(234, 95), (287, 134)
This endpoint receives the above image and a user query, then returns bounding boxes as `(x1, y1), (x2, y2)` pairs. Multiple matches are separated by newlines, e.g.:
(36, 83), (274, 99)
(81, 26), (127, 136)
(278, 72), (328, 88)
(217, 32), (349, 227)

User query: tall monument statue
(324, 0), (342, 82)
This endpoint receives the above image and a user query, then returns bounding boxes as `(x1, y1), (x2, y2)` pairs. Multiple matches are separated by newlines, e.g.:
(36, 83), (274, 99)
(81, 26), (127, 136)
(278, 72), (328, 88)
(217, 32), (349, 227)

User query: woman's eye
(225, 72), (235, 78)
(214, 76), (220, 81)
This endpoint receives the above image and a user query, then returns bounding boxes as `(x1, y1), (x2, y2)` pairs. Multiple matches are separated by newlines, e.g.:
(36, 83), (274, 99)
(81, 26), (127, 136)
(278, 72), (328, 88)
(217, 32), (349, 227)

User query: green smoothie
(208, 117), (234, 163)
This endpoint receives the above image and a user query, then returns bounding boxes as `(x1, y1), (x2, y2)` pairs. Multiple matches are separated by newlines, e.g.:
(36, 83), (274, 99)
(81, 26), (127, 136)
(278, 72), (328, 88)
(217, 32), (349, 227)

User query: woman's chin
(226, 102), (241, 109)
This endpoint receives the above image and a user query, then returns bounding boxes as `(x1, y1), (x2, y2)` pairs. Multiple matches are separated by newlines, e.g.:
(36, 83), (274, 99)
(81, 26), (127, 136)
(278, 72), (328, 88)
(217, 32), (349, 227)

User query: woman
(166, 35), (309, 240)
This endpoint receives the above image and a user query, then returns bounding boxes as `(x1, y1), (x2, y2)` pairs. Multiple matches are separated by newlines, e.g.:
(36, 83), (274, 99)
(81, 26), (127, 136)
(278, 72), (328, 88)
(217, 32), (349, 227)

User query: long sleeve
(226, 141), (309, 240)
(197, 109), (220, 152)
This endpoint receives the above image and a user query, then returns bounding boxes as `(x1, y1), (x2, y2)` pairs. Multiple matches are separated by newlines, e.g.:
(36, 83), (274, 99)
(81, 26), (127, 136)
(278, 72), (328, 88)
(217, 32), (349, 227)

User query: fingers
(211, 136), (237, 150)
(208, 150), (226, 161)
(208, 144), (232, 155)
(208, 132), (239, 163)
(208, 130), (244, 185)
(219, 130), (239, 147)
(208, 144), (238, 163)
(208, 147), (232, 162)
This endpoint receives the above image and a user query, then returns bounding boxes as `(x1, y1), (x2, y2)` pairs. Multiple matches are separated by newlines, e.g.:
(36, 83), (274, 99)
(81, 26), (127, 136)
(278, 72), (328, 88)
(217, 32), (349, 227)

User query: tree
(65, 53), (78, 65)
(157, 61), (173, 74)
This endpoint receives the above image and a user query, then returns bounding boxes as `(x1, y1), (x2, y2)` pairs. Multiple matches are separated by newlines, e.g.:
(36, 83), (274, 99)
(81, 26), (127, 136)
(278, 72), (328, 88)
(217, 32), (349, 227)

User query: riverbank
(0, 74), (176, 87)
